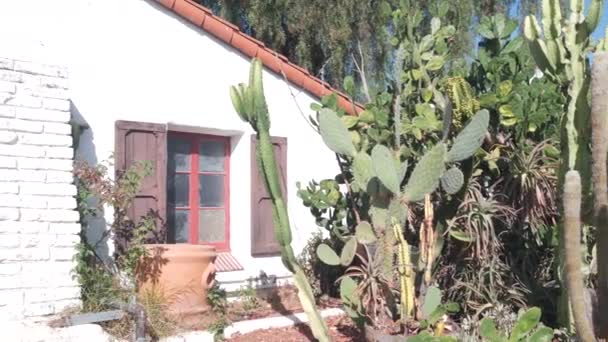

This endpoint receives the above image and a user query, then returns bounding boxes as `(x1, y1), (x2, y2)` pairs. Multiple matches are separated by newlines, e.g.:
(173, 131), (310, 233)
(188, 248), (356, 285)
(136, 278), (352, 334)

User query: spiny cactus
(230, 59), (331, 342)
(440, 167), (464, 195)
(444, 77), (480, 128)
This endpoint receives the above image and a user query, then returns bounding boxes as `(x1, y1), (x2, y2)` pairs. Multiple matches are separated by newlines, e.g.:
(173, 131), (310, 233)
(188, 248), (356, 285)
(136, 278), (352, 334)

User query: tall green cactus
(230, 59), (331, 342)
(524, 0), (605, 336)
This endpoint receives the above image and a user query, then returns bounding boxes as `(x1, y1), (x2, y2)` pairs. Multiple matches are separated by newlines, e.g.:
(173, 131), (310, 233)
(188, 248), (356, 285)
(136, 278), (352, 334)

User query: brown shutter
(115, 120), (167, 240)
(251, 135), (287, 256)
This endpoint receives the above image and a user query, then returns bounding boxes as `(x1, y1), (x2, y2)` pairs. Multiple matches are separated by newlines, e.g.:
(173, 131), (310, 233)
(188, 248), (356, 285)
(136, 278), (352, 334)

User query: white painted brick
(43, 122), (71, 135)
(46, 196), (76, 209)
(0, 81), (16, 94)
(20, 183), (76, 196)
(0, 195), (21, 207)
(0, 263), (21, 275)
(51, 247), (77, 261)
(20, 209), (79, 223)
(15, 107), (70, 123)
(0, 182), (18, 194)
(0, 70), (24, 83)
(0, 105), (15, 118)
(20, 234), (42, 248)
(0, 118), (44, 133)
(0, 157), (16, 169)
(19, 133), (72, 147)
(40, 76), (68, 90)
(22, 262), (73, 281)
(17, 83), (70, 100)
(15, 247), (50, 262)
(19, 196), (48, 209)
(0, 290), (24, 307)
(0, 221), (48, 234)
(46, 171), (74, 183)
(25, 287), (79, 304)
(45, 147), (73, 159)
(54, 298), (81, 313)
(0, 234), (20, 248)
(49, 223), (80, 235)
(42, 98), (70, 112)
(14, 61), (68, 78)
(0, 276), (21, 290)
(53, 234), (79, 247)
(23, 302), (54, 316)
(0, 144), (45, 157)
(0, 58), (14, 71)
(18, 157), (73, 171)
(0, 208), (19, 221)
(0, 131), (17, 144)
(0, 169), (45, 182)
(4, 95), (42, 109)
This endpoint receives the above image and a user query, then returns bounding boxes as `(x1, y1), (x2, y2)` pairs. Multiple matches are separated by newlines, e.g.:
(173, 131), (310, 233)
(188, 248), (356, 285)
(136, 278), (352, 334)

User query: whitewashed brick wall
(0, 56), (80, 321)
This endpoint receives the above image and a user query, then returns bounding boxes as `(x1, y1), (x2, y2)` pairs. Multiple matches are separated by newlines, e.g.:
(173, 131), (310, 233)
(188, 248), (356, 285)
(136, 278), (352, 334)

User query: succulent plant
(230, 59), (330, 342)
(479, 307), (554, 342)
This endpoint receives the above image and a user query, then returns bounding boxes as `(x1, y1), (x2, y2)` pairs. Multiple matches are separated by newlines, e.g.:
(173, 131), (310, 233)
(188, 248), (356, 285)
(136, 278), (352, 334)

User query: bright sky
(588, 0), (608, 41)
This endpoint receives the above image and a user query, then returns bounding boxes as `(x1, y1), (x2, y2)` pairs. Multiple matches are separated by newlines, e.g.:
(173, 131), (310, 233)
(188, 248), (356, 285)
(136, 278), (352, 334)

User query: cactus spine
(392, 217), (414, 319)
(563, 171), (596, 342)
(230, 59), (331, 342)
(591, 52), (608, 338)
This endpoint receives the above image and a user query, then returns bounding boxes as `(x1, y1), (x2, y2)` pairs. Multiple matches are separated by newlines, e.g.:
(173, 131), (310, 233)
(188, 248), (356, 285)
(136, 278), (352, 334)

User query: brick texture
(0, 57), (79, 321)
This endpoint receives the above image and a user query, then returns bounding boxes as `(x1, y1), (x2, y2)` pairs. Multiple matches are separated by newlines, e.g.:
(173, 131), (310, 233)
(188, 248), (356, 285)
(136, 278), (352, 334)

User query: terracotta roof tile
(156, 0), (362, 115)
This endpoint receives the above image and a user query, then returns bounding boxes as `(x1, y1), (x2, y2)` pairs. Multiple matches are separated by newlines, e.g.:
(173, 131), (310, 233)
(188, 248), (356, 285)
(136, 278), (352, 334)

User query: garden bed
(196, 285), (341, 330)
(226, 315), (363, 342)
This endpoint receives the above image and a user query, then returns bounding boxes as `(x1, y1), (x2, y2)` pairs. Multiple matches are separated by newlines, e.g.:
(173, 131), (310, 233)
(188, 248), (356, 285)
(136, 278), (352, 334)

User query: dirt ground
(226, 315), (365, 342)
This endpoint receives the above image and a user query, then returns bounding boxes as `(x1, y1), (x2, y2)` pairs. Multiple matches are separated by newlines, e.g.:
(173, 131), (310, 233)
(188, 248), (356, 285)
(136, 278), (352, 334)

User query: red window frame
(168, 132), (231, 251)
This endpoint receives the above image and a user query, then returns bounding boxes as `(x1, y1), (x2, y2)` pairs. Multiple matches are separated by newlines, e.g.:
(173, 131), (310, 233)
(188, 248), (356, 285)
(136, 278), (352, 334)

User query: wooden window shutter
(115, 120), (167, 240)
(251, 135), (287, 256)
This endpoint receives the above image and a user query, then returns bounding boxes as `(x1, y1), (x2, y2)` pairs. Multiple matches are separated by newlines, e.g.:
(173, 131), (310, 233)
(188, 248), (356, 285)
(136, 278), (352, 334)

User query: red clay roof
(156, 0), (362, 115)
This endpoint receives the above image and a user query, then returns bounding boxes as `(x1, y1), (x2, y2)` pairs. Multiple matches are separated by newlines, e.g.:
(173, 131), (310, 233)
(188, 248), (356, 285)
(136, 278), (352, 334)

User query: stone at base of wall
(2, 321), (115, 342)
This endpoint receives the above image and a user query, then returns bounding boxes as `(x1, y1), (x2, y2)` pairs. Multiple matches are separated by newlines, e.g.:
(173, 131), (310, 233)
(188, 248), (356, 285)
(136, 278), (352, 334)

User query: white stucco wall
(0, 0), (338, 290)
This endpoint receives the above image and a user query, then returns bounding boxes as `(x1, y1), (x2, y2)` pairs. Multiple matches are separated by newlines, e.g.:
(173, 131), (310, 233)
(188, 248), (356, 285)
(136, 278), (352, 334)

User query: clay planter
(137, 244), (217, 326)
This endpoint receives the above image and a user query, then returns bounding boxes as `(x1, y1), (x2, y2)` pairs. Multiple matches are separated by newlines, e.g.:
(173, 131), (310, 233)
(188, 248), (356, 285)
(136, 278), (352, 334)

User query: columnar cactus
(563, 171), (596, 342)
(524, 1), (606, 336)
(230, 59), (331, 342)
(591, 52), (608, 338)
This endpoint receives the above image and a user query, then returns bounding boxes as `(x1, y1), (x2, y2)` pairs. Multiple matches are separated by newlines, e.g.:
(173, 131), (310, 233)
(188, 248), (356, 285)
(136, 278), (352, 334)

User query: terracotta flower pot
(137, 244), (217, 325)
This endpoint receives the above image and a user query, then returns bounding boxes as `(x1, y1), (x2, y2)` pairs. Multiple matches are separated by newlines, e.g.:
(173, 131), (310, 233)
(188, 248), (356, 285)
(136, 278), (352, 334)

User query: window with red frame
(167, 133), (230, 251)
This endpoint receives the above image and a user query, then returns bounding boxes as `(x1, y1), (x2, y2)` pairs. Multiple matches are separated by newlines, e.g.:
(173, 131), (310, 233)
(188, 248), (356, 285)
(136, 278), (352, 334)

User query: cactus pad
(441, 167), (465, 194)
(372, 144), (401, 194)
(319, 108), (357, 157)
(353, 152), (374, 190)
(355, 221), (377, 244)
(403, 143), (447, 202)
(446, 109), (489, 162)
(388, 197), (407, 225)
(421, 286), (442, 318)
(316, 243), (340, 266)
(340, 237), (358, 266)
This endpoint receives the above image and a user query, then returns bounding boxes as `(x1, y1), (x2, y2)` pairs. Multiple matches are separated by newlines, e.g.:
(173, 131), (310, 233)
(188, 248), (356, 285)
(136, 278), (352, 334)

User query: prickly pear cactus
(440, 167), (465, 195)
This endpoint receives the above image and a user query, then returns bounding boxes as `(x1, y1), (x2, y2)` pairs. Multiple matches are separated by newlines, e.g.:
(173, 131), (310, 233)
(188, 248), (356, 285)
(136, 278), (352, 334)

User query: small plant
(207, 283), (228, 315)
(297, 230), (342, 299)
(479, 307), (554, 342)
(208, 315), (231, 342)
(237, 282), (259, 313)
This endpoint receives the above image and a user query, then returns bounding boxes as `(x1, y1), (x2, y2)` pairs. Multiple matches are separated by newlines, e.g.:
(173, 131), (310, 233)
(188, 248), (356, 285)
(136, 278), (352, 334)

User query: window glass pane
(199, 141), (225, 172)
(168, 138), (191, 172)
(168, 173), (189, 207)
(199, 209), (225, 243)
(169, 210), (189, 243)
(199, 174), (224, 207)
